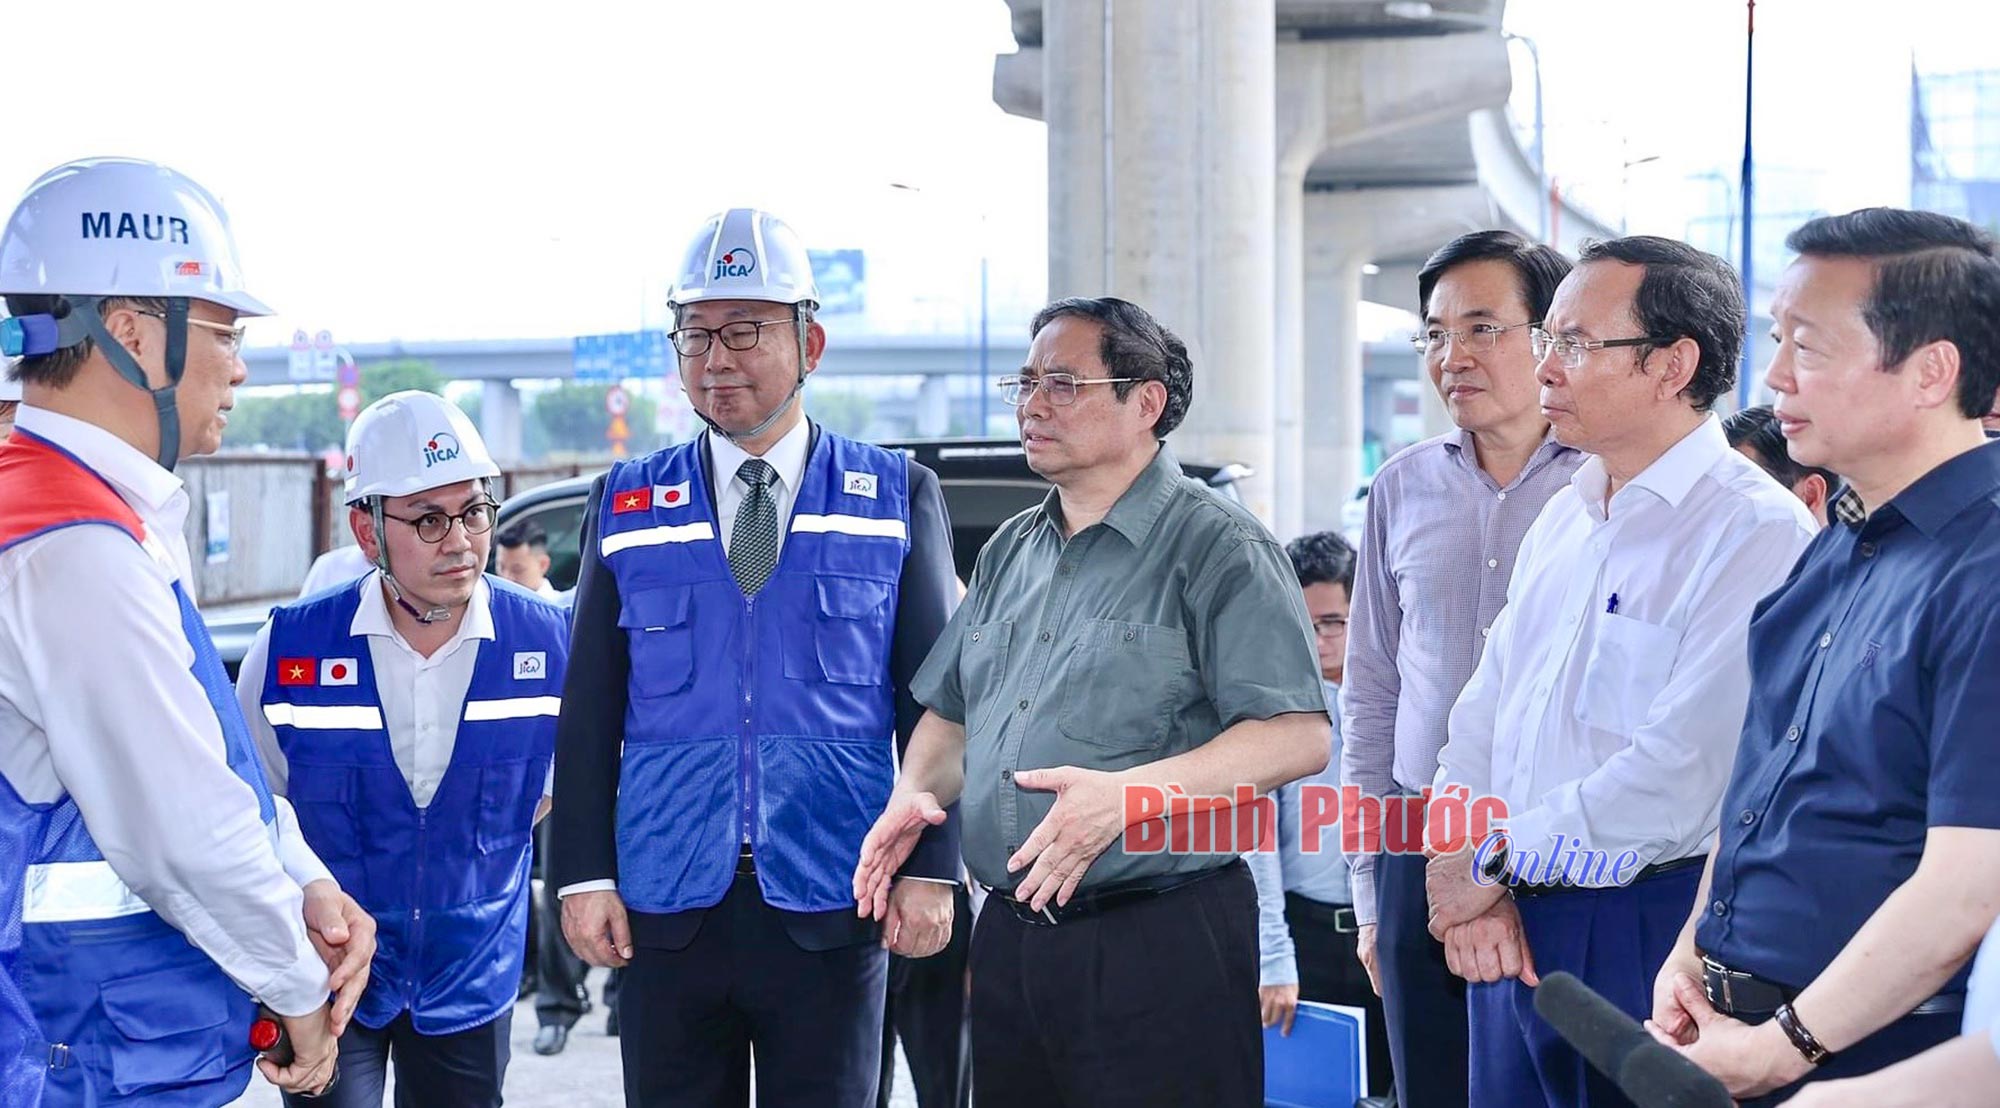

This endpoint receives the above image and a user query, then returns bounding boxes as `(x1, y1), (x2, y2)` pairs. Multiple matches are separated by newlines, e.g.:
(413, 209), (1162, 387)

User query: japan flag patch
(320, 658), (359, 686)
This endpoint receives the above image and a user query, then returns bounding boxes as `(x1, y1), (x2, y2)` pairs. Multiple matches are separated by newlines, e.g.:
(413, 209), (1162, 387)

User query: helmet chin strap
(368, 498), (456, 624)
(685, 310), (810, 445)
(68, 295), (185, 470)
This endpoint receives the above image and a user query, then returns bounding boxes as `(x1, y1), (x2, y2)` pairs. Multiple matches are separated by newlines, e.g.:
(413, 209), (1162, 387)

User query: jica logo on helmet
(712, 247), (756, 281)
(423, 431), (461, 468)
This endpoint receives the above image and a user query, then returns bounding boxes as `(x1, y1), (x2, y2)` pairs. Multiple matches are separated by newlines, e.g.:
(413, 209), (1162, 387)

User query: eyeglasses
(135, 310), (247, 355)
(1312, 616), (1349, 637)
(1410, 321), (1535, 359)
(997, 373), (1142, 407)
(668, 318), (795, 358)
(1530, 327), (1672, 370)
(380, 501), (500, 544)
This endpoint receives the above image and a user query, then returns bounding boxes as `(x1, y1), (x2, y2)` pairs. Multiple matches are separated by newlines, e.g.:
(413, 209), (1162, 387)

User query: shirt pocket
(960, 621), (1013, 734)
(1057, 619), (1191, 752)
(619, 585), (695, 698)
(1573, 612), (1680, 735)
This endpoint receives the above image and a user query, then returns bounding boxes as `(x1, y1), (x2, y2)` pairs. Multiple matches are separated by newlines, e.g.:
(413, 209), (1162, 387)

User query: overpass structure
(991, 0), (1617, 535)
(242, 330), (1426, 462)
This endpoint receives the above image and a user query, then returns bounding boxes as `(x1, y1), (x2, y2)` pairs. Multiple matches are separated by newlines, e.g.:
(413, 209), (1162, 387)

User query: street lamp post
(1505, 32), (1548, 244)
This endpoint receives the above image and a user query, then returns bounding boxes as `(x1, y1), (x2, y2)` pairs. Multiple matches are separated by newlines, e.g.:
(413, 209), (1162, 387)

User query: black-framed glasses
(381, 501), (500, 544)
(1312, 615), (1349, 637)
(997, 373), (1142, 407)
(1530, 326), (1672, 370)
(1410, 321), (1535, 359)
(134, 309), (247, 355)
(668, 318), (795, 358)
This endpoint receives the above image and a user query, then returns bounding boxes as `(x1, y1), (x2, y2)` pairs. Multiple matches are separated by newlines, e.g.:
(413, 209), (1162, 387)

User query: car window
(495, 497), (588, 592)
(937, 479), (1050, 583)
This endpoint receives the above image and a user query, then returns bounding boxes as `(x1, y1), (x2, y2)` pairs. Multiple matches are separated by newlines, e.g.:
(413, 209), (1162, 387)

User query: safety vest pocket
(619, 585), (696, 698)
(95, 961), (239, 1095)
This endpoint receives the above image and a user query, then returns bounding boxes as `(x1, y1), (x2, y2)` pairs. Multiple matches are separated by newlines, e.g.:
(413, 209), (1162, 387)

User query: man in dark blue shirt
(1647, 208), (2000, 1104)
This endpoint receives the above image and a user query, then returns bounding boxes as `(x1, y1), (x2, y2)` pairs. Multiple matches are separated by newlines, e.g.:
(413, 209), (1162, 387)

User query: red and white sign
(605, 385), (630, 417)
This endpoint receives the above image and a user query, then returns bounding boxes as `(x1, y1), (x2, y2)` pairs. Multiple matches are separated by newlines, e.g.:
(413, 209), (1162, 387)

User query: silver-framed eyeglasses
(1410, 320), (1535, 359)
(997, 373), (1142, 407)
(134, 310), (246, 355)
(1529, 327), (1673, 370)
(380, 501), (500, 544)
(668, 318), (795, 358)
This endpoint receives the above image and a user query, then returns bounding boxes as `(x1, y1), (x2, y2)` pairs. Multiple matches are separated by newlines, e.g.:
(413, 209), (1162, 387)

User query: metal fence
(179, 453), (615, 606)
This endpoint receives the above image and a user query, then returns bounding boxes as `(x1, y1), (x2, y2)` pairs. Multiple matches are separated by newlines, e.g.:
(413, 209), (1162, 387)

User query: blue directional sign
(573, 329), (670, 381)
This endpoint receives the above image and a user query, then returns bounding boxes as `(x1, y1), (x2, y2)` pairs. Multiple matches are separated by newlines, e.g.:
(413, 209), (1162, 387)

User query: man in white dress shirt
(1423, 236), (1816, 1106)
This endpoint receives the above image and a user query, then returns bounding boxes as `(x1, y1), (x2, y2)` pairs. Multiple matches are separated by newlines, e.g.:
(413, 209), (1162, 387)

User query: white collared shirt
(0, 405), (329, 1015)
(1434, 417), (1816, 881)
(241, 572), (504, 808)
(708, 417), (811, 556)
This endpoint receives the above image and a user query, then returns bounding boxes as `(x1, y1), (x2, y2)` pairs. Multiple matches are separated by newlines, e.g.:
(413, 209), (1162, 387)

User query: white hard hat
(344, 391), (500, 503)
(667, 208), (819, 311)
(0, 157), (272, 316)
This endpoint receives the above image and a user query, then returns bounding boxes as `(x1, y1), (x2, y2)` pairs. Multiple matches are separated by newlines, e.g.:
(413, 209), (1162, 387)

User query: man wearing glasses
(1423, 238), (1814, 1105)
(552, 209), (961, 1106)
(1339, 229), (1580, 1107)
(857, 296), (1332, 1107)
(242, 391), (571, 1106)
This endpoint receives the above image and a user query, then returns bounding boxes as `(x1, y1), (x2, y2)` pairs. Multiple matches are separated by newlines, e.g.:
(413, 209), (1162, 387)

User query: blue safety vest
(597, 431), (909, 914)
(261, 577), (565, 1034)
(0, 429), (275, 1107)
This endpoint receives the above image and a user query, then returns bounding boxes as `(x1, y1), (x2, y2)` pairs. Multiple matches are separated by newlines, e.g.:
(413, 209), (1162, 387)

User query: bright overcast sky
(5, 1), (1993, 349)
(0, 0), (1048, 347)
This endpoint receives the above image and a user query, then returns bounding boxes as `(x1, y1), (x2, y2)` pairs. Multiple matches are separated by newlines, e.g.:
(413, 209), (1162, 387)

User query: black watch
(1478, 836), (1511, 883)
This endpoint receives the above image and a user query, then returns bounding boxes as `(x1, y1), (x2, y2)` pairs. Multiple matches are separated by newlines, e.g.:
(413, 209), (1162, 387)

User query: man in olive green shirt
(853, 296), (1331, 1108)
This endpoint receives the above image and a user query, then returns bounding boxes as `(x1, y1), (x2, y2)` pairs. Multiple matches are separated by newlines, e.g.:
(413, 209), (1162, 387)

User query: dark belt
(988, 860), (1240, 927)
(1701, 954), (1965, 1019)
(1508, 853), (1708, 899)
(1284, 891), (1359, 934)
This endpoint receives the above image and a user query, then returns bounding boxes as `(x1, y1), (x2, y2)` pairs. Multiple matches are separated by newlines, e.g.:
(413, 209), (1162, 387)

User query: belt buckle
(1334, 907), (1358, 934)
(1701, 955), (1738, 1014)
(46, 1043), (69, 1070)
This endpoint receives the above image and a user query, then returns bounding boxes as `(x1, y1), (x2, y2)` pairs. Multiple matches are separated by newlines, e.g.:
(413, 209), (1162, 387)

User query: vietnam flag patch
(276, 657), (317, 686)
(612, 487), (652, 514)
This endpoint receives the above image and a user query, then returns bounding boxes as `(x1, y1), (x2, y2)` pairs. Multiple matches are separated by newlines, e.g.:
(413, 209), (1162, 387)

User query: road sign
(335, 352), (360, 389)
(337, 386), (362, 422)
(288, 329), (312, 382)
(605, 384), (630, 417)
(311, 330), (337, 379)
(573, 330), (670, 382)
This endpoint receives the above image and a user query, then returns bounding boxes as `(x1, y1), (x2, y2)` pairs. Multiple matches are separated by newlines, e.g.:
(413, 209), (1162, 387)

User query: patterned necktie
(730, 458), (780, 595)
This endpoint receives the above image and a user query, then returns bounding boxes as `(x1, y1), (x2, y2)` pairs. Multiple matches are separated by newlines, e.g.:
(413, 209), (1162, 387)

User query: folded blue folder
(1264, 1001), (1367, 1108)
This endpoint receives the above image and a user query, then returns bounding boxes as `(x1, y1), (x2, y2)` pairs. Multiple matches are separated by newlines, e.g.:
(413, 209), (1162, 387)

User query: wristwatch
(1478, 835), (1511, 884)
(1774, 1002), (1833, 1066)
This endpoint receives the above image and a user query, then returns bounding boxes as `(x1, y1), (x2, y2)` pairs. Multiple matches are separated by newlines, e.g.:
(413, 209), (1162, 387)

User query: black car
(495, 437), (1251, 591)
(209, 438), (1249, 674)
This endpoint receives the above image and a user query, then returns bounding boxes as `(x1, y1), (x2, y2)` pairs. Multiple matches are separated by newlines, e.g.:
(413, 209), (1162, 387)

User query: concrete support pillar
(1300, 252), (1366, 537)
(915, 375), (953, 438)
(1044, 0), (1278, 522)
(480, 380), (523, 463)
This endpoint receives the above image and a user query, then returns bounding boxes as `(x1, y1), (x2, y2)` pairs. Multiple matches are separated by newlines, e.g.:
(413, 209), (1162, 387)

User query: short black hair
(495, 519), (547, 551)
(1576, 236), (1745, 412)
(4, 294), (168, 390)
(1285, 531), (1356, 596)
(1417, 230), (1573, 323)
(1027, 296), (1193, 438)
(1722, 405), (1832, 489)
(1785, 207), (2000, 420)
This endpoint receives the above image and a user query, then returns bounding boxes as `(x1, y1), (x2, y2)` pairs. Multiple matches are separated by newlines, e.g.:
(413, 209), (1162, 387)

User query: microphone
(1532, 971), (1733, 1108)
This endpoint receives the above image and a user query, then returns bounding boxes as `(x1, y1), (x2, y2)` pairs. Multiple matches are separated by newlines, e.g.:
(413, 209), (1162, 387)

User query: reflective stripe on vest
(262, 703), (386, 730)
(463, 695), (561, 722)
(21, 860), (151, 923)
(600, 520), (717, 557)
(790, 513), (909, 540)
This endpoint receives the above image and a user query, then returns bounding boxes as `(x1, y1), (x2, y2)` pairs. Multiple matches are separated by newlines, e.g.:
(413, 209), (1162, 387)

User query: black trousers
(531, 822), (593, 1028)
(1376, 849), (1469, 1108)
(969, 862), (1261, 1108)
(1285, 892), (1396, 1098)
(878, 883), (972, 1108)
(284, 1007), (512, 1108)
(618, 872), (889, 1107)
